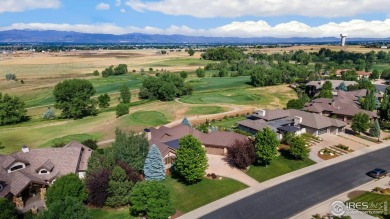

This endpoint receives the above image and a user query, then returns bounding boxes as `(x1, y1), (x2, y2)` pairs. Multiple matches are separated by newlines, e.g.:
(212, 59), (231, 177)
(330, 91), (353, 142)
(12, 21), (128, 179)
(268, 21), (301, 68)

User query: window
(0, 184), (3, 191)
(164, 156), (175, 164)
(10, 165), (24, 172)
(39, 169), (49, 175)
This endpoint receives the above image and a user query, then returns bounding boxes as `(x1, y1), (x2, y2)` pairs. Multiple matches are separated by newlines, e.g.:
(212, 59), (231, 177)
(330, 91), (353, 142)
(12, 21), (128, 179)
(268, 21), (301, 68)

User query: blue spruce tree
(144, 144), (165, 181)
(181, 117), (192, 127)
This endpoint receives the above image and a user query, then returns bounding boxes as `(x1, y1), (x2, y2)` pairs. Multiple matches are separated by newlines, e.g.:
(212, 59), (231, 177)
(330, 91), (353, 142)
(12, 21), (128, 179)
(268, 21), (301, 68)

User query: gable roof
(0, 141), (92, 197)
(148, 123), (249, 156)
(306, 80), (358, 90)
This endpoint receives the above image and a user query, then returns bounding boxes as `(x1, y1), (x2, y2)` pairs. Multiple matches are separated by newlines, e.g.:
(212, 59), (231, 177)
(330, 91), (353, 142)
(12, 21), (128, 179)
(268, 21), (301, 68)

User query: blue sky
(0, 0), (389, 38)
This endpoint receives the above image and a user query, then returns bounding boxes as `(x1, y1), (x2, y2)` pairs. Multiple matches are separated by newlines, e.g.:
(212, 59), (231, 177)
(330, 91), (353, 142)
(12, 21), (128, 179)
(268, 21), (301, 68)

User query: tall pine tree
(144, 144), (165, 181)
(105, 166), (134, 207)
(369, 120), (381, 141)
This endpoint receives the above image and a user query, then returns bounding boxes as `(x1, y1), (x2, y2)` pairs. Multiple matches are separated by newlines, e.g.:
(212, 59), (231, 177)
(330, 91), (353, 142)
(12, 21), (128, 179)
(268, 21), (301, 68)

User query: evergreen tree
(289, 136), (309, 160)
(255, 127), (279, 166)
(112, 129), (149, 171)
(337, 82), (348, 91)
(369, 119), (381, 141)
(174, 135), (208, 184)
(119, 84), (131, 104)
(380, 93), (390, 121)
(322, 81), (333, 90)
(363, 90), (376, 111)
(130, 181), (175, 219)
(318, 89), (333, 99)
(181, 117), (192, 127)
(105, 166), (134, 207)
(351, 113), (370, 134)
(144, 144), (165, 181)
(42, 107), (55, 119)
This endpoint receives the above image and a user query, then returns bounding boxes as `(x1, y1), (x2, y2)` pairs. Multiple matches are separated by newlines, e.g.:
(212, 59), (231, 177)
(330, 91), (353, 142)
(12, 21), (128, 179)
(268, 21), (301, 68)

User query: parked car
(368, 168), (388, 179)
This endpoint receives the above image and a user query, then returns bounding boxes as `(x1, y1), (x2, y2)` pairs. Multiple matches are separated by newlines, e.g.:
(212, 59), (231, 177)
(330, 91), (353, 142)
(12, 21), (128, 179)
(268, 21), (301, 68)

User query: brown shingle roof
(0, 142), (91, 197)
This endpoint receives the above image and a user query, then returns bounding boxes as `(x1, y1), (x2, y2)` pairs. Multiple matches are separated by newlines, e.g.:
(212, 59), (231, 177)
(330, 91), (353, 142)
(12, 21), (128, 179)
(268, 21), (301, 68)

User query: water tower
(340, 33), (347, 47)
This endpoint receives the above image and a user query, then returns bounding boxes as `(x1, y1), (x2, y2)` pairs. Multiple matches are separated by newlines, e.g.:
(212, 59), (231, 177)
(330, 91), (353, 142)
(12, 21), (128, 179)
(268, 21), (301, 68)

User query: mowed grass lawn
(188, 76), (252, 91)
(247, 152), (315, 182)
(87, 176), (247, 219)
(187, 106), (227, 115)
(348, 192), (390, 218)
(165, 176), (247, 213)
(121, 110), (170, 127)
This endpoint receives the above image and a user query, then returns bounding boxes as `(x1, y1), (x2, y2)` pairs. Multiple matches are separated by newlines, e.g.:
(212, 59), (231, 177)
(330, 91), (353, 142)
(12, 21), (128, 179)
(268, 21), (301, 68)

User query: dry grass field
(247, 45), (387, 54)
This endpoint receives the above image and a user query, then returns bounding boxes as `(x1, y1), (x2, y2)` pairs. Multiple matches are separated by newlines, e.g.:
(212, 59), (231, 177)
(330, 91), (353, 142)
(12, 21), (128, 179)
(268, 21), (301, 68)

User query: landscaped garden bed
(318, 148), (339, 160)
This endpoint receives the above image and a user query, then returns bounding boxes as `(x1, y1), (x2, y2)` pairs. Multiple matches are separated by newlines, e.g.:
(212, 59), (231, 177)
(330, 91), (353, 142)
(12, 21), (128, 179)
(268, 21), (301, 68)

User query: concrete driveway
(206, 154), (260, 187)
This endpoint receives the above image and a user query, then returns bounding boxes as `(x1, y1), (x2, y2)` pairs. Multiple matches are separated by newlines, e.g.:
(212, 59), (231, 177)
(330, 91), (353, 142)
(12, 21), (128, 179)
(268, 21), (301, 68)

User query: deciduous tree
(46, 173), (87, 207)
(116, 103), (129, 117)
(86, 168), (110, 207)
(351, 113), (370, 134)
(255, 127), (279, 166)
(98, 93), (110, 108)
(174, 135), (208, 184)
(130, 181), (175, 219)
(227, 139), (256, 169)
(0, 92), (27, 125)
(289, 136), (309, 160)
(53, 79), (97, 119)
(119, 84), (131, 104)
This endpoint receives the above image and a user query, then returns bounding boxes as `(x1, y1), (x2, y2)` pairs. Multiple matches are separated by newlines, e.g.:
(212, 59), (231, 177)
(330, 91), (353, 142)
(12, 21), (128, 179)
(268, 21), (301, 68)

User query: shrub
(5, 73), (16, 81)
(81, 139), (98, 150)
(0, 198), (17, 219)
(51, 141), (65, 148)
(179, 71), (188, 79)
(227, 139), (256, 169)
(39, 197), (89, 219)
(98, 93), (110, 108)
(130, 181), (175, 219)
(210, 173), (217, 179)
(149, 67), (153, 72)
(93, 70), (99, 76)
(20, 79), (24, 84)
(195, 68), (206, 78)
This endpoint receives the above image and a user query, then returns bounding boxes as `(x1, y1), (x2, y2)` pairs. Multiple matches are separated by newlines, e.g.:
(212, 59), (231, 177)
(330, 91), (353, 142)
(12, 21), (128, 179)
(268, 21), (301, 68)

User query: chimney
(256, 109), (266, 117)
(294, 116), (303, 126)
(22, 145), (29, 153)
(144, 128), (152, 141)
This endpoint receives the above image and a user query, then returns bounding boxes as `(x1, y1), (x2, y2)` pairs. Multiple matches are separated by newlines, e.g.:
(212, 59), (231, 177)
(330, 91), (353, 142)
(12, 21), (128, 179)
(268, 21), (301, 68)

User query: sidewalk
(178, 142), (390, 219)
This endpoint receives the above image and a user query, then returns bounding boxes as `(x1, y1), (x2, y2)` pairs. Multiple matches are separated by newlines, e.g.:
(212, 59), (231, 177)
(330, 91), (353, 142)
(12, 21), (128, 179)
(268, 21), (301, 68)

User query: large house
(305, 80), (358, 97)
(145, 123), (248, 168)
(237, 109), (347, 139)
(335, 69), (372, 79)
(0, 141), (92, 211)
(304, 90), (378, 123)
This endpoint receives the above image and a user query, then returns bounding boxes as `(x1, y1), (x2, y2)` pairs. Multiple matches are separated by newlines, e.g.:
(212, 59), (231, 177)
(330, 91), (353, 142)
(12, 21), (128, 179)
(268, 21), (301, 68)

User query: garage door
(205, 146), (224, 155)
(318, 128), (328, 135)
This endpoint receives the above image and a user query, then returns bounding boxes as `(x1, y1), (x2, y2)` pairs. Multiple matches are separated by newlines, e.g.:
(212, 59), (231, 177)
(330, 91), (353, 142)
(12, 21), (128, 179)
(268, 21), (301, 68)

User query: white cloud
(115, 0), (121, 7)
(0, 0), (61, 13)
(120, 8), (126, 13)
(126, 0), (390, 18)
(1, 19), (390, 38)
(96, 2), (110, 10)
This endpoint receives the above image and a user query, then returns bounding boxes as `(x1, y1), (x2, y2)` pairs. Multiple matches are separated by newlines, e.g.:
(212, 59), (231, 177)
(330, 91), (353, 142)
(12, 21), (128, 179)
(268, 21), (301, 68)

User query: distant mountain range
(0, 30), (389, 44)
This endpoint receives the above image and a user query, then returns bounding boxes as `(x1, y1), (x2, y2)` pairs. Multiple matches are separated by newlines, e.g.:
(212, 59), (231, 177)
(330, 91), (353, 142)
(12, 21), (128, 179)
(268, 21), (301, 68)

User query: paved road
(202, 146), (390, 219)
